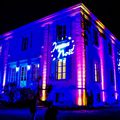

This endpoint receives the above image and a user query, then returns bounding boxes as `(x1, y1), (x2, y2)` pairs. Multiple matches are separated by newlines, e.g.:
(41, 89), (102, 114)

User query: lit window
(94, 63), (100, 82)
(20, 66), (27, 87)
(56, 25), (66, 41)
(56, 58), (66, 80)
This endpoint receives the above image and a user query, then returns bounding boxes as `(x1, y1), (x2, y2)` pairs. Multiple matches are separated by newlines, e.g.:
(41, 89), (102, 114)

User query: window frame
(56, 58), (66, 80)
(93, 29), (99, 46)
(20, 66), (27, 87)
(8, 67), (16, 83)
(56, 25), (67, 42)
(21, 37), (28, 51)
(94, 63), (101, 82)
(108, 42), (112, 56)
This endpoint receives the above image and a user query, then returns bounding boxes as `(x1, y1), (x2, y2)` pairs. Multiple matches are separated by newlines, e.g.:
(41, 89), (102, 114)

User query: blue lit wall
(0, 3), (120, 107)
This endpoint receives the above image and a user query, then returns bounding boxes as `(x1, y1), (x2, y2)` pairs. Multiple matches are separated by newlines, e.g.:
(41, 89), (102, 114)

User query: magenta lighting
(99, 35), (106, 102)
(0, 3), (120, 108)
(112, 38), (118, 100)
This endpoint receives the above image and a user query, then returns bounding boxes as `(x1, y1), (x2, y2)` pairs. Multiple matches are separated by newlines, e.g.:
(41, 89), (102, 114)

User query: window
(30, 33), (32, 48)
(84, 17), (91, 32)
(108, 42), (112, 55)
(94, 63), (101, 82)
(84, 31), (88, 45)
(8, 68), (16, 83)
(97, 93), (101, 102)
(31, 64), (40, 81)
(56, 58), (66, 80)
(93, 29), (99, 46)
(22, 37), (28, 51)
(20, 66), (27, 87)
(84, 17), (91, 45)
(110, 69), (114, 84)
(56, 93), (59, 102)
(100, 32), (106, 40)
(56, 25), (66, 41)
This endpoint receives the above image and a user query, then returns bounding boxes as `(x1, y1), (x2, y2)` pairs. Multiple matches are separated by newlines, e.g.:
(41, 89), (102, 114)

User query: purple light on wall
(76, 47), (83, 106)
(3, 65), (7, 87)
(41, 59), (47, 101)
(41, 25), (50, 101)
(82, 48), (86, 89)
(111, 38), (118, 100)
(4, 36), (13, 40)
(75, 15), (87, 106)
(3, 32), (13, 37)
(78, 89), (82, 106)
(99, 35), (105, 102)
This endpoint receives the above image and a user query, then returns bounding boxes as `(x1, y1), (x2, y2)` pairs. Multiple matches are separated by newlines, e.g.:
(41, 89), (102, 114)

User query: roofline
(0, 3), (82, 39)
(0, 3), (119, 43)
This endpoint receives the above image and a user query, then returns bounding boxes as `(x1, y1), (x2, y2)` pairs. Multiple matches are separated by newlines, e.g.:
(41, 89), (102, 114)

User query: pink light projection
(82, 45), (86, 89)
(3, 65), (7, 87)
(112, 40), (118, 100)
(76, 14), (87, 106)
(41, 57), (47, 101)
(3, 42), (9, 88)
(41, 26), (49, 101)
(42, 67), (47, 101)
(4, 36), (13, 40)
(76, 41), (83, 106)
(3, 32), (13, 37)
(99, 34), (105, 102)
(42, 62), (47, 90)
(78, 89), (82, 106)
(76, 39), (83, 106)
(2, 35), (12, 88)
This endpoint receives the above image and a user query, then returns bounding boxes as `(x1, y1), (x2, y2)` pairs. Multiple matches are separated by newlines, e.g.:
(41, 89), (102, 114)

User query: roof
(0, 3), (119, 44)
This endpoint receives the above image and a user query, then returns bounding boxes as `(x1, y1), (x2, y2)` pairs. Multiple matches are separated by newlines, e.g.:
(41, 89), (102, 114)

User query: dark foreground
(0, 106), (120, 120)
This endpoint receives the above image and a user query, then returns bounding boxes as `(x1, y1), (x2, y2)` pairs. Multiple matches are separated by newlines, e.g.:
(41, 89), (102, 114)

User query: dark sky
(0, 0), (120, 39)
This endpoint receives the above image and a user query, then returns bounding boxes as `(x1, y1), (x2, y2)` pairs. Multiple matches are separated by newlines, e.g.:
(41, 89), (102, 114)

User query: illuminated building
(0, 3), (120, 107)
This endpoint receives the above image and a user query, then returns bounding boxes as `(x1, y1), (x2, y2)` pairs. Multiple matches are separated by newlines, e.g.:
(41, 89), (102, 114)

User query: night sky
(0, 0), (120, 39)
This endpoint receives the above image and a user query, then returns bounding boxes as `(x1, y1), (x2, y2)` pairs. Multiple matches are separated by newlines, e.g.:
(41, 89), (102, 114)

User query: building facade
(0, 3), (120, 107)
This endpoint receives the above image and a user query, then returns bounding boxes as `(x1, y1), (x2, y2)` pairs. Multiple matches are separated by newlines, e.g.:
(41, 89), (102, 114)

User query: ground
(0, 106), (120, 120)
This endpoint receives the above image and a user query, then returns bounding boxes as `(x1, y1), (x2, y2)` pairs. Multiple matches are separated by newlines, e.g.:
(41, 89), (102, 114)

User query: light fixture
(37, 64), (40, 68)
(68, 36), (72, 40)
(16, 67), (20, 72)
(27, 65), (31, 70)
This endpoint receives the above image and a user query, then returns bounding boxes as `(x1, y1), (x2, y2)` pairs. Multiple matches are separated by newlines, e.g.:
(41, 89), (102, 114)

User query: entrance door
(20, 66), (27, 87)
